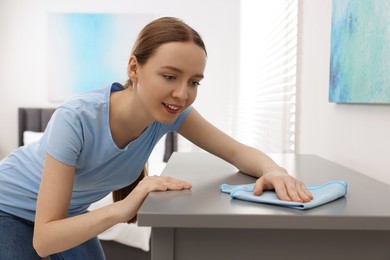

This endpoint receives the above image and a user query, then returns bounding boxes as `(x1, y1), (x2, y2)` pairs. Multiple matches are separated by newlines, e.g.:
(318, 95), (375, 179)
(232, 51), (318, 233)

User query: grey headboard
(18, 108), (56, 147)
(18, 107), (177, 161)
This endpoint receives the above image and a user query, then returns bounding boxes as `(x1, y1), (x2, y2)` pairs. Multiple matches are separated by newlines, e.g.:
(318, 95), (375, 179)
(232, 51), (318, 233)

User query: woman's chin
(156, 116), (177, 124)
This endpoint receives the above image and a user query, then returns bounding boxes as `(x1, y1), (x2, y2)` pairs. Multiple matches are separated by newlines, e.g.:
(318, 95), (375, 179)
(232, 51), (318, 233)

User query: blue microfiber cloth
(220, 180), (348, 210)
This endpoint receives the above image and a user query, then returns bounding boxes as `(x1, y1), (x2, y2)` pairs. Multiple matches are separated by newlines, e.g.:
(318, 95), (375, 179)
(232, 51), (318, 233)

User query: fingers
(297, 182), (314, 202)
(161, 176), (192, 190)
(254, 175), (313, 203)
(253, 178), (268, 196)
(274, 179), (313, 202)
(253, 183), (264, 196)
(273, 180), (294, 202)
(141, 176), (192, 192)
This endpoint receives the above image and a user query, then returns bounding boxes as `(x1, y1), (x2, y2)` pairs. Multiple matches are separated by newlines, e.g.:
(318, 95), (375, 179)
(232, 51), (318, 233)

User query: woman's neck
(109, 88), (153, 149)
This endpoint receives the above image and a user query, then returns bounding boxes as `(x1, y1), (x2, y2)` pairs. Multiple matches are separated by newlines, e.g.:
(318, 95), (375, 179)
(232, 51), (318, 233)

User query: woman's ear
(127, 55), (139, 83)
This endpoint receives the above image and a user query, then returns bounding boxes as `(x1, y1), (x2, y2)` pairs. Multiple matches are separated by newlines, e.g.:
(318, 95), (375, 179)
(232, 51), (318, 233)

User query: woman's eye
(190, 81), (200, 87)
(163, 75), (176, 80)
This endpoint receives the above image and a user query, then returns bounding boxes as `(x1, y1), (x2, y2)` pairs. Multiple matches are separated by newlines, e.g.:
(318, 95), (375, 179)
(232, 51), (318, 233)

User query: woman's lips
(162, 102), (182, 114)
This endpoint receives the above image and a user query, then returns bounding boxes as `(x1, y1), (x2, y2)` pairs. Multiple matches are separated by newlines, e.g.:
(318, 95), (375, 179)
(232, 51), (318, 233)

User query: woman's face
(132, 41), (206, 124)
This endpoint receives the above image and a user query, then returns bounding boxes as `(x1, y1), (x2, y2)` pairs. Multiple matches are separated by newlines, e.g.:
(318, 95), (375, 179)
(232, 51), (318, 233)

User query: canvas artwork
(329, 0), (390, 104)
(47, 13), (153, 102)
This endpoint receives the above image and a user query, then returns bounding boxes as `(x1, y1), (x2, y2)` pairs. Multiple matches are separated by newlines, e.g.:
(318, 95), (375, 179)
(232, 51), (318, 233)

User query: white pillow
(23, 131), (44, 145)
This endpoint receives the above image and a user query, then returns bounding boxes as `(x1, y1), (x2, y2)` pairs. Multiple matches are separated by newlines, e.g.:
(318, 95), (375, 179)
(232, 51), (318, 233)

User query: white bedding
(23, 131), (168, 251)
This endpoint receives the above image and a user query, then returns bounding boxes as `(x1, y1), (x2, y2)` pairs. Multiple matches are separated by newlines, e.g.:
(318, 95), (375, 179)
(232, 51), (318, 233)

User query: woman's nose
(172, 83), (188, 100)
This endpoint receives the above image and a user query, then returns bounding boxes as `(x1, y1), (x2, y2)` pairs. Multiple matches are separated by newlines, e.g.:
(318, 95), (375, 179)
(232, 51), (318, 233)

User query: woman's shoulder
(58, 86), (111, 117)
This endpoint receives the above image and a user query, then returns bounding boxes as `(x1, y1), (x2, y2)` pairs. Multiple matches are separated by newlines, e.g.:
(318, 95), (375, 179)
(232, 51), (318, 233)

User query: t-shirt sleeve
(45, 108), (84, 166)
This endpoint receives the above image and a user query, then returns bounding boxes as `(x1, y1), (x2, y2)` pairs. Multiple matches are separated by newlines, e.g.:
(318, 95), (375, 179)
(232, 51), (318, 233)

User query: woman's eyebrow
(160, 65), (204, 79)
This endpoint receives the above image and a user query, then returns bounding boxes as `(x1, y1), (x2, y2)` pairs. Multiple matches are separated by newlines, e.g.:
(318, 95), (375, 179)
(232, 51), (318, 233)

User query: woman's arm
(33, 154), (191, 257)
(178, 108), (312, 202)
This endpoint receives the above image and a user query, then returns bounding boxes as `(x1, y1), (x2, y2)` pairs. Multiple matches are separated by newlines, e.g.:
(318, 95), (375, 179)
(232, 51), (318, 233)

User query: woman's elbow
(33, 232), (49, 258)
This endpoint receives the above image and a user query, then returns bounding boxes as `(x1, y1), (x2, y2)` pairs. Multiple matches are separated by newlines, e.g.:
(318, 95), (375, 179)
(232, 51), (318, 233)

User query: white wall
(0, 0), (240, 157)
(3, 0), (388, 186)
(297, 0), (390, 185)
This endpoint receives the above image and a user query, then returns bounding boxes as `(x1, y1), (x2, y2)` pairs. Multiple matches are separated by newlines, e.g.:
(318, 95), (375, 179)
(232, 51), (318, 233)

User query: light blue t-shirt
(0, 83), (192, 221)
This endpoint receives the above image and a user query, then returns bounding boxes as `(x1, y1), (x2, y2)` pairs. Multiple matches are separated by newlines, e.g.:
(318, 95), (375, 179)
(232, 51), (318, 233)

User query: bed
(18, 107), (178, 259)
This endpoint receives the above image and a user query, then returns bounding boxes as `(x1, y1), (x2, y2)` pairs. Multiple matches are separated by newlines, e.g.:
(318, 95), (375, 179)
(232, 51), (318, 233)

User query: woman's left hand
(253, 170), (313, 203)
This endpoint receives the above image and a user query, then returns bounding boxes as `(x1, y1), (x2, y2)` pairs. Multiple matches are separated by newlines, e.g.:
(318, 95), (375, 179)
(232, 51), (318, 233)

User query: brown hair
(125, 16), (207, 88)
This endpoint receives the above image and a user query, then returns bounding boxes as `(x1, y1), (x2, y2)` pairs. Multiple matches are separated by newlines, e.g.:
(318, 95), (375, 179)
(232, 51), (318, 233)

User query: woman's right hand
(116, 176), (192, 223)
(136, 175), (192, 194)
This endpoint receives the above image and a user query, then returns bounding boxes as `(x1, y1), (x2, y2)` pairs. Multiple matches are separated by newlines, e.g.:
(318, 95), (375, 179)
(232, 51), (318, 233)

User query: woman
(0, 17), (312, 259)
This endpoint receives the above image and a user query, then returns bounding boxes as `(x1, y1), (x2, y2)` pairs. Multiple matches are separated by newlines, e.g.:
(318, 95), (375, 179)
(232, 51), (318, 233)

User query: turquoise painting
(47, 13), (152, 101)
(329, 0), (390, 103)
